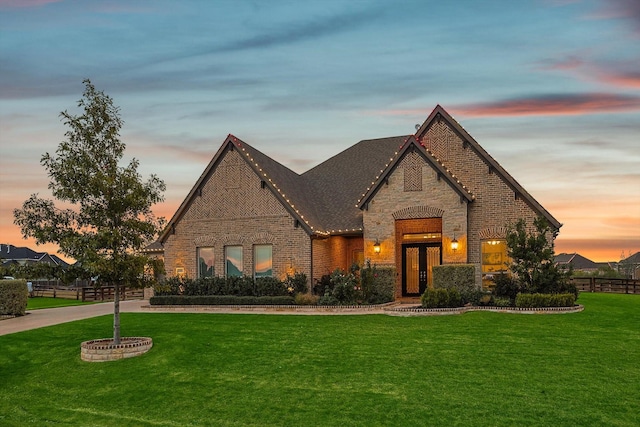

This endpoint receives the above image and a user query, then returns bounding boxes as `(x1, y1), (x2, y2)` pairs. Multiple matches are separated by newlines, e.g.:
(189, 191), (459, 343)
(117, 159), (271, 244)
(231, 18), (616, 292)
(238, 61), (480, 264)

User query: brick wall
(363, 149), (468, 294)
(312, 236), (363, 281)
(420, 120), (542, 284)
(164, 149), (311, 280)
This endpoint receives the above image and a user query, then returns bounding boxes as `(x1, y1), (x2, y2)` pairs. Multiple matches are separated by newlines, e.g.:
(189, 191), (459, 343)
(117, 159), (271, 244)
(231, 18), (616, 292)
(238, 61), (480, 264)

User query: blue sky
(1, 0), (639, 261)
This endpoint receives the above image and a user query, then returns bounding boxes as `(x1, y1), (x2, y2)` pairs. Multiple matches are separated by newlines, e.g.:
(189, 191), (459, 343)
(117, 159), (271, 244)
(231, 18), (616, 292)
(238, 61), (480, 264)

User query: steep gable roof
(356, 136), (475, 209)
(160, 135), (323, 243)
(161, 105), (561, 240)
(415, 105), (562, 230)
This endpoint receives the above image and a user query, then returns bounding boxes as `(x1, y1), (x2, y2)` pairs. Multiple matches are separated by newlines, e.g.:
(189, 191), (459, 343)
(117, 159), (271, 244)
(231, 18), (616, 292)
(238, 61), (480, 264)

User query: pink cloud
(453, 94), (640, 117)
(597, 70), (640, 89)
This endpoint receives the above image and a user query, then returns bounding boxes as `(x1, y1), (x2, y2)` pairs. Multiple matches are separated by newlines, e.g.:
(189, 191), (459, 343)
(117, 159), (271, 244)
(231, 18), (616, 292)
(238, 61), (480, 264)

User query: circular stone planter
(81, 337), (153, 362)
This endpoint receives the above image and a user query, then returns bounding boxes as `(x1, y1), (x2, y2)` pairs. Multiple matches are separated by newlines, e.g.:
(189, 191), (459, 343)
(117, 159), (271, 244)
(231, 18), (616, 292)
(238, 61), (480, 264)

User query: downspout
(309, 235), (314, 294)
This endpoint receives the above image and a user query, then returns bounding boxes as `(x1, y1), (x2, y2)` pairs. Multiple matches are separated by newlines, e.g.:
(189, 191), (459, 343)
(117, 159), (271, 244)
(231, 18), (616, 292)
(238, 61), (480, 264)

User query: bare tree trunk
(113, 283), (121, 345)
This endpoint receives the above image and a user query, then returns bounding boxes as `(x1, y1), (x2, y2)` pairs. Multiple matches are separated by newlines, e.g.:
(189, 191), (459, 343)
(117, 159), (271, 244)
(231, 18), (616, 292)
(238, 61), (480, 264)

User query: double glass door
(402, 243), (441, 296)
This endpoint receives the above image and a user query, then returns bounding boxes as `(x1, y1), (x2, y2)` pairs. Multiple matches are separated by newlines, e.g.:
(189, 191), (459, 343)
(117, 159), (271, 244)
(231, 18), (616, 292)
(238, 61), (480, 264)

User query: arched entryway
(395, 218), (442, 297)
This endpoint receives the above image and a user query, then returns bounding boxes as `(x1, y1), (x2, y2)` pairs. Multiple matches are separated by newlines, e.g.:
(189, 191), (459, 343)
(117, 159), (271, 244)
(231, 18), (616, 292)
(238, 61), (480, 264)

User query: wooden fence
(571, 277), (640, 295)
(31, 283), (143, 302)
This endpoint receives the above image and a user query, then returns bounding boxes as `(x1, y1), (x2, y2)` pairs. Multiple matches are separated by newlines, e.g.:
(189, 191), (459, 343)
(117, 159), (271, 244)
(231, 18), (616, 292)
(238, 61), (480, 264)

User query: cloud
(591, 0), (640, 35)
(536, 56), (585, 71)
(597, 70), (640, 89)
(210, 7), (383, 54)
(452, 94), (640, 117)
(0, 0), (60, 8)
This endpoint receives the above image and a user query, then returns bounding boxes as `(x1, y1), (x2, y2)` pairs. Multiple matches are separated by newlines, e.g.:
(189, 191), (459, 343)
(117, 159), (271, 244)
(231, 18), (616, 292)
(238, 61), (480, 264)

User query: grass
(1, 293), (638, 426)
(27, 297), (97, 310)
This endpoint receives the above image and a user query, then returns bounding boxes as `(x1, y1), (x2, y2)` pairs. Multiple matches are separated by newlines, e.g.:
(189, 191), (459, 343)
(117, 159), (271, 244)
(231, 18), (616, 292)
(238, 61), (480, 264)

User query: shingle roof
(161, 105), (560, 240)
(302, 135), (408, 233)
(554, 253), (599, 270)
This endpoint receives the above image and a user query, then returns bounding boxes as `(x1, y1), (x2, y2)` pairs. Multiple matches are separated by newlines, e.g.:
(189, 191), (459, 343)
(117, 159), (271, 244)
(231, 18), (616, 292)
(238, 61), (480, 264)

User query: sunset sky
(1, 0), (639, 263)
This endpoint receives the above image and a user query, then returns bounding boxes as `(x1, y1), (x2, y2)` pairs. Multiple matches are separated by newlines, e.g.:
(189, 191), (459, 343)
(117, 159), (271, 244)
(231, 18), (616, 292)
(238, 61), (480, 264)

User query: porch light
(373, 239), (381, 254)
(451, 234), (459, 252)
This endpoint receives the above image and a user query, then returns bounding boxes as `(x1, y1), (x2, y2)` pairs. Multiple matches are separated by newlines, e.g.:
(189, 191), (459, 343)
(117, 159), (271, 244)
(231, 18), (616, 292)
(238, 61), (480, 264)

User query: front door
(402, 244), (441, 296)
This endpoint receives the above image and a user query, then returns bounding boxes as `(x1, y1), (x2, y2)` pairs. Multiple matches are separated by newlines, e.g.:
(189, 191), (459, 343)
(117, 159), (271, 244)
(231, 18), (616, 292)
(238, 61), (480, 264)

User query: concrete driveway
(0, 299), (147, 336)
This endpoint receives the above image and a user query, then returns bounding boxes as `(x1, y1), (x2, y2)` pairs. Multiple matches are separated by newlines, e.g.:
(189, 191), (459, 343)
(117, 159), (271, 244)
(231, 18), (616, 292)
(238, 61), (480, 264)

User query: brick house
(160, 105), (560, 298)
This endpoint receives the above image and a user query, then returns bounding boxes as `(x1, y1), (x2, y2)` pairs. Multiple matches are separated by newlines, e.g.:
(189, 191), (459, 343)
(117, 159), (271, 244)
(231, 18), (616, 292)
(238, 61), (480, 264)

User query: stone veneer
(81, 337), (153, 362)
(363, 149), (468, 296)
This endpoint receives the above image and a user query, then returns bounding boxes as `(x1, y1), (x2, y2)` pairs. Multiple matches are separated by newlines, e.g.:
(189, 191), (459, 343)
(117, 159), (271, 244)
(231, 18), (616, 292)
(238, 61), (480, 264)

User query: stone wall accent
(363, 150), (468, 294)
(81, 337), (153, 362)
(164, 149), (311, 280)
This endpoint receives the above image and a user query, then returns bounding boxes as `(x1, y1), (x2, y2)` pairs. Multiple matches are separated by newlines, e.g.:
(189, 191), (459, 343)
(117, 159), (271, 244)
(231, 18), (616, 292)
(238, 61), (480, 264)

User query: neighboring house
(618, 252), (640, 280)
(554, 253), (600, 274)
(0, 243), (69, 269)
(160, 105), (561, 298)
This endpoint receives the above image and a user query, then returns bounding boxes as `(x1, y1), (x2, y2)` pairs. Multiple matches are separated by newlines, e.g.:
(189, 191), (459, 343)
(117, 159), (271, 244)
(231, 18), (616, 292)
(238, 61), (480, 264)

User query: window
(254, 245), (273, 278)
(197, 247), (215, 278)
(225, 246), (243, 277)
(481, 239), (508, 288)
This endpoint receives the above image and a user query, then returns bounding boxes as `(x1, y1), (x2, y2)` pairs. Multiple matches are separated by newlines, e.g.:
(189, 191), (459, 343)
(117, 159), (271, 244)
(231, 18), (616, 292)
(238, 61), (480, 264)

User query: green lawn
(27, 297), (97, 310)
(1, 293), (638, 426)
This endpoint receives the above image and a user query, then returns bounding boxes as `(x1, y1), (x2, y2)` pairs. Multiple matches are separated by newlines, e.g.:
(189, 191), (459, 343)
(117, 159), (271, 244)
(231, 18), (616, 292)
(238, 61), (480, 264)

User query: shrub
(318, 295), (340, 306)
(492, 273), (521, 302)
(154, 276), (186, 296)
(256, 277), (287, 297)
(313, 274), (332, 296)
(361, 264), (395, 304)
(505, 217), (575, 299)
(285, 272), (308, 295)
(149, 295), (294, 306)
(493, 297), (513, 307)
(515, 293), (576, 308)
(294, 292), (319, 305)
(432, 264), (476, 293)
(421, 288), (462, 308)
(329, 268), (359, 305)
(0, 279), (28, 316)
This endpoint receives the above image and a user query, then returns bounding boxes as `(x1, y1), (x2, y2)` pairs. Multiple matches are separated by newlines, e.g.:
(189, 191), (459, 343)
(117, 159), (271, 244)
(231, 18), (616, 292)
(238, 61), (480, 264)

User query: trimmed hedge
(150, 295), (295, 306)
(432, 264), (475, 291)
(0, 279), (28, 316)
(421, 288), (462, 308)
(515, 293), (576, 308)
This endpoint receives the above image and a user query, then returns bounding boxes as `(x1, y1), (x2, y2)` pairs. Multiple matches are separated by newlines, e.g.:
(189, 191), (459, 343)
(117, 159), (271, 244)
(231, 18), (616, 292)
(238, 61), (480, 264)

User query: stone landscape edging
(81, 337), (153, 362)
(143, 303), (583, 316)
(384, 304), (584, 316)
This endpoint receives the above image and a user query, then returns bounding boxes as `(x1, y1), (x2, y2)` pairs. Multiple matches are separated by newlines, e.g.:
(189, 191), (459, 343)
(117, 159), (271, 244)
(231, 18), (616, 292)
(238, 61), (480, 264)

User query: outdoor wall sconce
(451, 234), (459, 252)
(373, 239), (381, 254)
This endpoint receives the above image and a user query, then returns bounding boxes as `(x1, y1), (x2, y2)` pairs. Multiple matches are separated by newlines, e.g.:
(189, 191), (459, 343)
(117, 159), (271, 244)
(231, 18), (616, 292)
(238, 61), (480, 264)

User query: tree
(14, 80), (165, 344)
(505, 217), (575, 296)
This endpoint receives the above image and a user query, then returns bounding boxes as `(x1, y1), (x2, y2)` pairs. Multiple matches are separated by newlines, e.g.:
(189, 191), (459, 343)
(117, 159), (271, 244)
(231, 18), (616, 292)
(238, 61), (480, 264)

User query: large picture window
(481, 239), (508, 288)
(254, 245), (273, 278)
(197, 247), (215, 278)
(225, 246), (243, 277)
